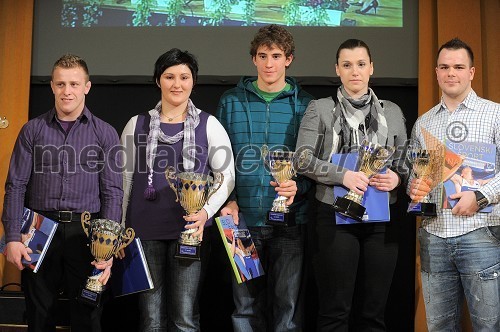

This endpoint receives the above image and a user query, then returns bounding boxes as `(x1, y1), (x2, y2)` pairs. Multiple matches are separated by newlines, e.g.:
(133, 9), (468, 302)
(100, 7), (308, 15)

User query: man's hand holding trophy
(407, 146), (445, 216)
(79, 212), (135, 307)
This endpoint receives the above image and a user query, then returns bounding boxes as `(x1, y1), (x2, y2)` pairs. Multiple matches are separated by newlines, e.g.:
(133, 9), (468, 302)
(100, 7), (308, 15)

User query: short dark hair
(336, 39), (372, 64)
(437, 38), (474, 66)
(52, 54), (89, 81)
(249, 24), (295, 59)
(153, 48), (199, 85)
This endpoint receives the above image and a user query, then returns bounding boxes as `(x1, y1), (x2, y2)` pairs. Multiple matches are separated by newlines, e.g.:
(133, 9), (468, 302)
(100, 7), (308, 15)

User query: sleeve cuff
(203, 206), (216, 220)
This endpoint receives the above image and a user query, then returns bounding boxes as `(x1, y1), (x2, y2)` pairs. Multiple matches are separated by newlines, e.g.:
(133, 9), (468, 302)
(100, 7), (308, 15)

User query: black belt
(37, 211), (99, 223)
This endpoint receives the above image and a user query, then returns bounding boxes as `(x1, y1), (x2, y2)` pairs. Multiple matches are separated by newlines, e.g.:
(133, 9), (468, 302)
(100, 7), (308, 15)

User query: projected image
(61, 0), (402, 27)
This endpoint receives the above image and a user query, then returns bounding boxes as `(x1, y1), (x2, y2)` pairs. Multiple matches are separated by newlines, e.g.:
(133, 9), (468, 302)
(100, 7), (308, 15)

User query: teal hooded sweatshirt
(216, 76), (314, 227)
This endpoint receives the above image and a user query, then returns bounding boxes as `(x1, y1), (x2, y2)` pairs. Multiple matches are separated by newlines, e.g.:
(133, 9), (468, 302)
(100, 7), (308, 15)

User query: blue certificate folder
(332, 153), (390, 224)
(442, 141), (496, 213)
(111, 238), (154, 297)
(0, 208), (58, 273)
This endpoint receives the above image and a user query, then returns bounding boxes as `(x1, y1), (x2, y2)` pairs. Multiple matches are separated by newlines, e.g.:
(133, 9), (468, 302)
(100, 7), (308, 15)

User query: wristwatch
(474, 190), (489, 209)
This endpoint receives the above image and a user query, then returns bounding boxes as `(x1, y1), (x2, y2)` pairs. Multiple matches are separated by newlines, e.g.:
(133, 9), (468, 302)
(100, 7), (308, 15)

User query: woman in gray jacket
(296, 39), (407, 331)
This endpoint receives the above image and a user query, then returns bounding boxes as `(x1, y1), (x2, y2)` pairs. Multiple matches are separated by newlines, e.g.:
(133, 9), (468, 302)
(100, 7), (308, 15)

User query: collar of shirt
(435, 89), (478, 115)
(48, 106), (91, 124)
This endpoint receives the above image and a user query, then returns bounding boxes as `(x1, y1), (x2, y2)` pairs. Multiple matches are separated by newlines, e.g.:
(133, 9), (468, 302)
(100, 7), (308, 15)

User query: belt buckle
(58, 211), (73, 223)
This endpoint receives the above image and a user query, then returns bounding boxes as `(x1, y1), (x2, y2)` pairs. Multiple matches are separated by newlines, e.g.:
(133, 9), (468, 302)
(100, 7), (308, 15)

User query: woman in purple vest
(121, 48), (235, 331)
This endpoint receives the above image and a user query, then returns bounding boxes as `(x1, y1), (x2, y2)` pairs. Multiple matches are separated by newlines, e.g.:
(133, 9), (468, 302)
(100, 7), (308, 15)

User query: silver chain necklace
(161, 106), (188, 122)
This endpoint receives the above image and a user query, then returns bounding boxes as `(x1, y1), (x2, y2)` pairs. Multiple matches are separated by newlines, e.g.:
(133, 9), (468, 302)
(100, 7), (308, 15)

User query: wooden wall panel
(437, 0), (483, 95)
(0, 0), (34, 287)
(481, 0), (500, 102)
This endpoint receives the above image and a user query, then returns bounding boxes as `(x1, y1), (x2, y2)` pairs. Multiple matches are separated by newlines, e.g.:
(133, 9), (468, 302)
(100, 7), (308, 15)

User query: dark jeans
(231, 224), (305, 332)
(313, 201), (398, 332)
(21, 221), (102, 332)
(138, 228), (211, 332)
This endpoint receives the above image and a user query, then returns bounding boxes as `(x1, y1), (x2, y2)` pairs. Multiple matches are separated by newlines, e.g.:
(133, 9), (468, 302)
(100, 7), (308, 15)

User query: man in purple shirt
(2, 54), (123, 331)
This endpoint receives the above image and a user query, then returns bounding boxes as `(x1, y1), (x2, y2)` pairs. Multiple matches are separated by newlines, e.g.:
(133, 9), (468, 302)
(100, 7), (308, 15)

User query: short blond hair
(52, 54), (89, 81)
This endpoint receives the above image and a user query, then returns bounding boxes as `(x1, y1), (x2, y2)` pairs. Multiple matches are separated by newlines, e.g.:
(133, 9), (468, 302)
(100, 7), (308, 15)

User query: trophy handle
(261, 145), (270, 169)
(165, 166), (179, 202)
(117, 227), (135, 253)
(206, 172), (224, 204)
(290, 150), (308, 178)
(81, 211), (92, 237)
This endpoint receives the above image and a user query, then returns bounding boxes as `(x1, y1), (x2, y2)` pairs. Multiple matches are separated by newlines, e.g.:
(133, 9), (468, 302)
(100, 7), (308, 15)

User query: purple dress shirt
(2, 107), (123, 242)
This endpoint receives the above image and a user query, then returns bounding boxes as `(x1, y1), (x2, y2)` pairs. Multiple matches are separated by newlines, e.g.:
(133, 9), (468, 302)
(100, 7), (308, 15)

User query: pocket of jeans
(478, 262), (500, 307)
(485, 226), (500, 244)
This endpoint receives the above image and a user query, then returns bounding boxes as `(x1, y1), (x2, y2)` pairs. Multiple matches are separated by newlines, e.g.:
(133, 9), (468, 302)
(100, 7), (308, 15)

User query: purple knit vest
(126, 111), (211, 240)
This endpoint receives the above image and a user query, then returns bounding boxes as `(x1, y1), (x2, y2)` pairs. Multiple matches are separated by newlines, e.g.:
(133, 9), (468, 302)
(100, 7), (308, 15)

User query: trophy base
(333, 196), (366, 222)
(408, 202), (437, 217)
(77, 287), (105, 307)
(174, 243), (201, 260)
(266, 211), (296, 226)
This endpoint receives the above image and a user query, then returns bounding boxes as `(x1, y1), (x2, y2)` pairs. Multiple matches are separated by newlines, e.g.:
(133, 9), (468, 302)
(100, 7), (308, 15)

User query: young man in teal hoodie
(216, 24), (314, 331)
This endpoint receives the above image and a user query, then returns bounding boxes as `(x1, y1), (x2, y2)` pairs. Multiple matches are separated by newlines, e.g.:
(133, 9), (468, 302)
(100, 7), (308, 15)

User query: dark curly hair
(249, 24), (295, 60)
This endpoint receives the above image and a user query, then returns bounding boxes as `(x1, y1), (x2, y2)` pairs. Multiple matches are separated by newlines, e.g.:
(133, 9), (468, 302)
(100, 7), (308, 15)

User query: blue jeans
(138, 235), (210, 332)
(418, 226), (500, 332)
(231, 225), (305, 332)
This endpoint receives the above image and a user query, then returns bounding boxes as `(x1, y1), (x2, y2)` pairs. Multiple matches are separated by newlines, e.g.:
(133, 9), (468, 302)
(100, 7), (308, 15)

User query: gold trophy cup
(166, 167), (224, 260)
(79, 212), (135, 307)
(333, 140), (395, 221)
(407, 148), (444, 216)
(263, 149), (303, 226)
(407, 126), (465, 216)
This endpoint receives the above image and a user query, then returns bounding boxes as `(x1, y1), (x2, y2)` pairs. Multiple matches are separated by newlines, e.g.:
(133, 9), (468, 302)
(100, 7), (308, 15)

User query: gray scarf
(144, 99), (200, 200)
(331, 86), (388, 155)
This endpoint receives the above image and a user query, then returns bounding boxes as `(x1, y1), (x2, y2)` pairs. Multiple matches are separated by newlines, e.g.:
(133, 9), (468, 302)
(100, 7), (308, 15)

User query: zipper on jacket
(259, 103), (271, 216)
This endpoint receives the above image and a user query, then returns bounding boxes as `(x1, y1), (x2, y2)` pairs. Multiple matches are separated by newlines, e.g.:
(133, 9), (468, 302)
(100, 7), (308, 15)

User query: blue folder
(332, 153), (390, 224)
(111, 238), (154, 297)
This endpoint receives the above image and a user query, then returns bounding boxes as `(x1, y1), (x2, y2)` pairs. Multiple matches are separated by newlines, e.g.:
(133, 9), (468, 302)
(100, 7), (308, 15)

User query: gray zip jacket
(296, 96), (408, 205)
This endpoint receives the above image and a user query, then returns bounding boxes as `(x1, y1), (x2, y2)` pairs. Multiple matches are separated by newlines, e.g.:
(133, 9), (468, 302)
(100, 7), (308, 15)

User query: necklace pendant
(162, 105), (187, 122)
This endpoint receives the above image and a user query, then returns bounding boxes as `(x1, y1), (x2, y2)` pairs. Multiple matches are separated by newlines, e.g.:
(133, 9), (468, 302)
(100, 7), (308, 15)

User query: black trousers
(312, 201), (398, 332)
(21, 221), (103, 332)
